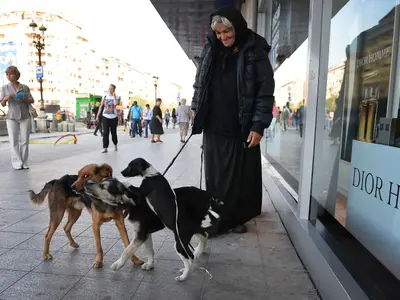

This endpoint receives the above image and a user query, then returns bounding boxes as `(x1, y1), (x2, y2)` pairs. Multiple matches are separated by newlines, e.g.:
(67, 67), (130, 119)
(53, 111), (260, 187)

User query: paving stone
(201, 263), (268, 300)
(62, 276), (141, 300)
(0, 232), (34, 248)
(210, 232), (259, 248)
(258, 232), (293, 249)
(0, 272), (81, 300)
(58, 236), (119, 255)
(15, 232), (68, 252)
(257, 220), (287, 234)
(0, 249), (44, 271)
(0, 270), (27, 294)
(1, 221), (49, 234)
(261, 247), (304, 270)
(34, 251), (96, 276)
(133, 281), (202, 300)
(208, 243), (263, 267)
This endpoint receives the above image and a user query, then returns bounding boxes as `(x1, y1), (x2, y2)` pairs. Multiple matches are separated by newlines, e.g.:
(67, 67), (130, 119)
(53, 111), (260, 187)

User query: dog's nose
(71, 183), (76, 190)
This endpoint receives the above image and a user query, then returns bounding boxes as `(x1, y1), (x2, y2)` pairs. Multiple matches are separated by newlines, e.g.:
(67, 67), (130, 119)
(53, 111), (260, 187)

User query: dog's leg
(64, 207), (82, 249)
(194, 232), (208, 260)
(141, 234), (154, 271)
(43, 204), (65, 260)
(110, 232), (144, 271)
(174, 239), (193, 282)
(92, 213), (104, 268)
(114, 211), (144, 265)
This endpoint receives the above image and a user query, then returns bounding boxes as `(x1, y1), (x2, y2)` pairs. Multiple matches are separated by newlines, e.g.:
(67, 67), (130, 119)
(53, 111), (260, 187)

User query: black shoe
(232, 224), (247, 234)
(94, 133), (97, 136)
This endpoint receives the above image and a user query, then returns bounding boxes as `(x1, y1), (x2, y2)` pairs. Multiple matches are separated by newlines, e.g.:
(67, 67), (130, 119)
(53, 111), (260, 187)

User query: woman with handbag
(0, 66), (35, 170)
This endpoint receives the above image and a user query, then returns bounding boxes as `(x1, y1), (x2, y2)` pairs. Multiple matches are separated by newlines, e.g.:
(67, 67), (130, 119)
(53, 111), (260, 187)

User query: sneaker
(102, 148), (108, 153)
(114, 146), (118, 151)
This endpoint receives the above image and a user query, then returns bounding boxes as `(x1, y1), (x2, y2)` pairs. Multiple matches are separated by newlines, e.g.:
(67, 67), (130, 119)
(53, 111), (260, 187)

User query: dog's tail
(28, 180), (56, 205)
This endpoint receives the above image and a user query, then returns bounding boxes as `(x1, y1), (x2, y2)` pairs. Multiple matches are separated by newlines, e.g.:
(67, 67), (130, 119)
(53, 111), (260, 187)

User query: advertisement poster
(347, 140), (400, 279)
(0, 42), (17, 87)
(339, 8), (395, 162)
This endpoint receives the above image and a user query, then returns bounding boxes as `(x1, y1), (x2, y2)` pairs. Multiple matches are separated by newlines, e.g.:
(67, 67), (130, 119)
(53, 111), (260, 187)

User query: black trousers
(94, 118), (103, 135)
(102, 117), (118, 148)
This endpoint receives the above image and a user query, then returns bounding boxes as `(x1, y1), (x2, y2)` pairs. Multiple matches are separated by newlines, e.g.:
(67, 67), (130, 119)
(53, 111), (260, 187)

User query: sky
(1, 0), (197, 97)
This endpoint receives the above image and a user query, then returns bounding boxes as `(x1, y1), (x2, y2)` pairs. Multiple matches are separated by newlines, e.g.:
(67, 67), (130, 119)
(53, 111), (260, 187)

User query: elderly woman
(0, 66), (34, 170)
(191, 7), (275, 234)
(176, 98), (191, 143)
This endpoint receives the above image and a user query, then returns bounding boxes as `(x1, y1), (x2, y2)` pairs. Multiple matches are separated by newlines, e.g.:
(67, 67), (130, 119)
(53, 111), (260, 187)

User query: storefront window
(260, 0), (309, 195)
(311, 0), (400, 279)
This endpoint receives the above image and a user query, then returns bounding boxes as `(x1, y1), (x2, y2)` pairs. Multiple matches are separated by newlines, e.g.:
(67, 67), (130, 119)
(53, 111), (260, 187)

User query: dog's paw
(110, 260), (124, 271)
(175, 274), (188, 282)
(131, 256), (144, 265)
(43, 253), (53, 260)
(93, 261), (103, 268)
(141, 262), (154, 271)
(69, 241), (79, 249)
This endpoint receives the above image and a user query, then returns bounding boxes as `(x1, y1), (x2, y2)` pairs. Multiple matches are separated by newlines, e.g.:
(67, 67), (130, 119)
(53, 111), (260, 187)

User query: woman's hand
(247, 131), (262, 148)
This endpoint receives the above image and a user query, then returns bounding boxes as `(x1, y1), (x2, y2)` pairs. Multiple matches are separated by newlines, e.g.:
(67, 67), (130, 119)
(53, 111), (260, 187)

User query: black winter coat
(191, 31), (275, 136)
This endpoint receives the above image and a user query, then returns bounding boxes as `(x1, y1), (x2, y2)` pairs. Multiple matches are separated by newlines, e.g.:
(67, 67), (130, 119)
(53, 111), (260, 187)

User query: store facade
(252, 0), (400, 299)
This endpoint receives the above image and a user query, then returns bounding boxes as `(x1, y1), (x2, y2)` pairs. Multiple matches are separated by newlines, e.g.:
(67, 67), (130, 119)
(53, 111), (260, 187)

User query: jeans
(144, 119), (151, 137)
(131, 119), (142, 137)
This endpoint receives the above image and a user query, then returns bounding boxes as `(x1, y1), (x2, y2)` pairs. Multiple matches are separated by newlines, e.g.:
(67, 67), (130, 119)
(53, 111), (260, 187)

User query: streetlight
(29, 20), (47, 113)
(153, 76), (159, 102)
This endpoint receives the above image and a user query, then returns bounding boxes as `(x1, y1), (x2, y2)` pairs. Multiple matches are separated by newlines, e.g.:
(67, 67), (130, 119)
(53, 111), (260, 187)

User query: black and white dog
(119, 158), (222, 281)
(84, 178), (164, 272)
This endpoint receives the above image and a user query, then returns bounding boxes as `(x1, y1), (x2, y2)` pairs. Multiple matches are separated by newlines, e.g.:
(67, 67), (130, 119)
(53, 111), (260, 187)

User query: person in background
(176, 98), (191, 143)
(268, 100), (279, 138)
(97, 84), (119, 153)
(92, 103), (103, 136)
(298, 99), (305, 137)
(171, 108), (177, 128)
(123, 105), (130, 131)
(130, 101), (143, 138)
(150, 98), (164, 143)
(164, 109), (170, 128)
(0, 66), (34, 170)
(191, 7), (275, 234)
(142, 103), (152, 138)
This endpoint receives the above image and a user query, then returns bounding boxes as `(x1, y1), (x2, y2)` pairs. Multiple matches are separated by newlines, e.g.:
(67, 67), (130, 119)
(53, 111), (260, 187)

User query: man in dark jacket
(191, 6), (274, 234)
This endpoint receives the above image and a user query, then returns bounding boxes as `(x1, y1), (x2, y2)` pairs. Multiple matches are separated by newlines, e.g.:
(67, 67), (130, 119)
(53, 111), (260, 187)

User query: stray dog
(83, 177), (222, 280)
(29, 163), (143, 268)
(117, 158), (222, 281)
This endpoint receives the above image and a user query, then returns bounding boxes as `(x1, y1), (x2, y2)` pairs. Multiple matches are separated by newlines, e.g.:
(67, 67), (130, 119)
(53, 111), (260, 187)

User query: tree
(326, 95), (338, 112)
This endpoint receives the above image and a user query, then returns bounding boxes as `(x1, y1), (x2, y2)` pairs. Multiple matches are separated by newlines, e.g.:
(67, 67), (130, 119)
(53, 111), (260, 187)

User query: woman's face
(6, 71), (18, 83)
(214, 22), (235, 47)
(109, 85), (115, 94)
(156, 101), (161, 107)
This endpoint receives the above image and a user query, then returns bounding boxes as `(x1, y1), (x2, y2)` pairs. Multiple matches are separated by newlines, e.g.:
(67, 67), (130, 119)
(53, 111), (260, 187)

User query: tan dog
(29, 163), (144, 268)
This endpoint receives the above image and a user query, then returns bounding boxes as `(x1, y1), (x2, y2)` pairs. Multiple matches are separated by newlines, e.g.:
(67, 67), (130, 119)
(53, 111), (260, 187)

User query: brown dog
(29, 163), (144, 268)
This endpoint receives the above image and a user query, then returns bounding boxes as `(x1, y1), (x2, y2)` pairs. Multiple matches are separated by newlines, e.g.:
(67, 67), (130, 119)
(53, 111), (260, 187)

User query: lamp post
(29, 19), (48, 132)
(153, 76), (159, 102)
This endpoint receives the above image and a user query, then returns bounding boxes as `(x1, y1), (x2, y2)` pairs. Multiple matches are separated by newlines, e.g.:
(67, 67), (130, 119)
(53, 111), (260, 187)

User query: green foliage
(326, 95), (338, 112)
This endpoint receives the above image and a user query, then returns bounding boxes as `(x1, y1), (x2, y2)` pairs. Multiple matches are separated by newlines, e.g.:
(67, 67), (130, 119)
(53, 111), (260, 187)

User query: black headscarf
(210, 6), (250, 48)
(210, 6), (251, 68)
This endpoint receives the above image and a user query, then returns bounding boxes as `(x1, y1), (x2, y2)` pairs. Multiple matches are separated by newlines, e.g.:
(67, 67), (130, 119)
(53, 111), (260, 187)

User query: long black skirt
(203, 131), (262, 232)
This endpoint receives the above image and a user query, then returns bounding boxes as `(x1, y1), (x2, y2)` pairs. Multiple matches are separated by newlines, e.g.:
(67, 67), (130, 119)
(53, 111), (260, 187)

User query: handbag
(29, 104), (38, 118)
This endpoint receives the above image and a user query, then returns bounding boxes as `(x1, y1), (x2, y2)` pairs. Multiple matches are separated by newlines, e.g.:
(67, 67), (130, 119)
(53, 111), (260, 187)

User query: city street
(0, 127), (319, 300)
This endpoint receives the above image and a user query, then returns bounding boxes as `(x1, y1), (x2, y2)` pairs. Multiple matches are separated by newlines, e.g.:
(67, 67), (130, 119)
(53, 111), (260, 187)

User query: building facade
(252, 0), (400, 299)
(0, 10), (180, 116)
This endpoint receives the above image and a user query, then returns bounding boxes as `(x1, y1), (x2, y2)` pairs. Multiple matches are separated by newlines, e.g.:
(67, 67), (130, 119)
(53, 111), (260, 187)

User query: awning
(149, 0), (240, 61)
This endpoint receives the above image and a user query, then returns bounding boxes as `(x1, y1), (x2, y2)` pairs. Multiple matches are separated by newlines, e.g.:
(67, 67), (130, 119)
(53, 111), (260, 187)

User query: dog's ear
(99, 164), (113, 178)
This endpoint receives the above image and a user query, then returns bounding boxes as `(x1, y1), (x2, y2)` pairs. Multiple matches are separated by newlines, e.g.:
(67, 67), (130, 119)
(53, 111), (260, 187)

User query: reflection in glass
(260, 0), (309, 195)
(311, 0), (399, 279)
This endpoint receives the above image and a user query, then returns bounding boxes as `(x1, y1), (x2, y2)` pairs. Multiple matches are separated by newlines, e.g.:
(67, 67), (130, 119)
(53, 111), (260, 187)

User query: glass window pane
(312, 0), (400, 279)
(260, 0), (310, 196)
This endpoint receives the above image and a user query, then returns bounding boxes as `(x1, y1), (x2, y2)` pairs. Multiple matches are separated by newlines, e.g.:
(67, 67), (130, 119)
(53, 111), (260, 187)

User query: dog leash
(162, 132), (194, 176)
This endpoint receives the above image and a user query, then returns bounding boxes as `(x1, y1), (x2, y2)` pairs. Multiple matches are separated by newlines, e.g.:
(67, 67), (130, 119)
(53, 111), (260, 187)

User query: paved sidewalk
(0, 132), (320, 300)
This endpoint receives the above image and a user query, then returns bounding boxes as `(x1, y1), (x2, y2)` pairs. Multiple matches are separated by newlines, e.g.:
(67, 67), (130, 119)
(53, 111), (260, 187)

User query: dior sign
(347, 141), (400, 279)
